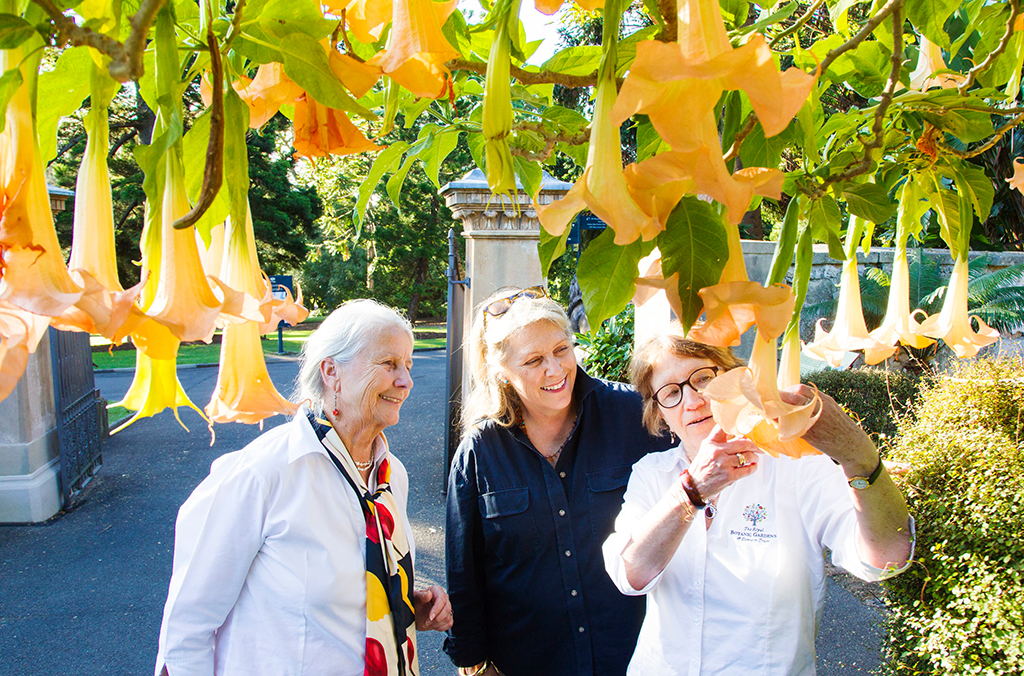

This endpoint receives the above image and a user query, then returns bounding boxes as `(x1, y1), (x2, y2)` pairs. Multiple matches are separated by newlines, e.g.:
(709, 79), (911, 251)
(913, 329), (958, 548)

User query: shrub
(803, 367), (923, 444)
(577, 304), (634, 383)
(882, 357), (1024, 675)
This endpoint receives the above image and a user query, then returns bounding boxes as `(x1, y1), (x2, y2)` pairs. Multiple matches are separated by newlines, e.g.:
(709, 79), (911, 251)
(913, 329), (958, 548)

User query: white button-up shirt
(155, 411), (414, 676)
(603, 446), (911, 676)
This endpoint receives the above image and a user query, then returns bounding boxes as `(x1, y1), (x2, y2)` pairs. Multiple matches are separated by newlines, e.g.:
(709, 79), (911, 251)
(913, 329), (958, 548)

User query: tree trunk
(406, 257), (429, 323)
(135, 82), (155, 146)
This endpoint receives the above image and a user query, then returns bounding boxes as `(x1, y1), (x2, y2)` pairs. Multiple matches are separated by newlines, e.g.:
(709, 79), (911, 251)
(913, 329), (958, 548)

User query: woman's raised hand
(686, 425), (760, 501)
(780, 386), (878, 475)
(413, 585), (454, 632)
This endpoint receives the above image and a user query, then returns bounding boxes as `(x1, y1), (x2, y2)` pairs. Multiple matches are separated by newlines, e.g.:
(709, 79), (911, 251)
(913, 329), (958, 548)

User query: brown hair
(462, 287), (574, 433)
(630, 323), (743, 435)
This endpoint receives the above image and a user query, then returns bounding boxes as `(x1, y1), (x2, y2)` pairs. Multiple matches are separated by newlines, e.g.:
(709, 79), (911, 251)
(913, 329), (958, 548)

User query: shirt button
(693, 579), (701, 587)
(558, 510), (566, 517)
(559, 471), (566, 478)
(578, 626), (585, 633)
(571, 589), (578, 596)
(693, 618), (700, 625)
(565, 550), (572, 557)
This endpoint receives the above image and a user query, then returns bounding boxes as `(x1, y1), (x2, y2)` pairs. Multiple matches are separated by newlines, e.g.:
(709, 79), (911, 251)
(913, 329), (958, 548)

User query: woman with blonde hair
(444, 287), (671, 676)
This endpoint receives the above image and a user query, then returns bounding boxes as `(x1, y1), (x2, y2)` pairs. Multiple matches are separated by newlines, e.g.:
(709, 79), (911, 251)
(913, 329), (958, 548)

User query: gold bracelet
(459, 660), (490, 676)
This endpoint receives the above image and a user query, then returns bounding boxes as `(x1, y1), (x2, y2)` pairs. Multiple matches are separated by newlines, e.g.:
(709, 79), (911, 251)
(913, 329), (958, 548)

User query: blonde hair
(462, 287), (573, 432)
(630, 323), (743, 435)
(295, 299), (413, 413)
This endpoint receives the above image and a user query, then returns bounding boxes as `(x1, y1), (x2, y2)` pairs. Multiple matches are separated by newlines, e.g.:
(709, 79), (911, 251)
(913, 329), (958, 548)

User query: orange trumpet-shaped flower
(705, 325), (822, 459)
(329, 51), (382, 99)
(234, 62), (303, 129)
(259, 282), (309, 333)
(917, 256), (1000, 358)
(292, 94), (384, 158)
(143, 153), (225, 343)
(0, 47), (82, 317)
(206, 320), (298, 425)
(368, 0), (459, 99)
(326, 0), (393, 43)
(868, 181), (934, 356)
(534, 0), (602, 14)
(535, 0), (660, 245)
(109, 349), (206, 434)
(1007, 158), (1024, 193)
(778, 329), (802, 390)
(803, 216), (897, 367)
(909, 36), (965, 91)
(0, 300), (49, 402)
(611, 0), (815, 151)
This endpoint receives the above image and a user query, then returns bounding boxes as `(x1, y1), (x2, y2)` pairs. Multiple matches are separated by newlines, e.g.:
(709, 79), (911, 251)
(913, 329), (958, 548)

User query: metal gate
(49, 328), (103, 505)
(444, 228), (468, 491)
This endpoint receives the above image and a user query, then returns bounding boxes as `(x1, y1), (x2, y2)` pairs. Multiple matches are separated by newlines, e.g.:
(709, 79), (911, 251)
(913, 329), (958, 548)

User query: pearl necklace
(353, 457), (374, 471)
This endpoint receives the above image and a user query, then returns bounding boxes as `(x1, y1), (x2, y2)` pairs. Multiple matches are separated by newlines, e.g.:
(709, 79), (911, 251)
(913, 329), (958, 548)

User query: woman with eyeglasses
(443, 287), (672, 676)
(602, 325), (914, 675)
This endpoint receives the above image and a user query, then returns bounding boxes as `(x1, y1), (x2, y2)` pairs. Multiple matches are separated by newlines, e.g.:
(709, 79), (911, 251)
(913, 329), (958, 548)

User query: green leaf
(948, 160), (994, 224)
(904, 0), (960, 48)
(181, 109), (229, 243)
(385, 137), (431, 207)
(249, 0), (335, 40)
(845, 41), (891, 98)
(355, 142), (409, 225)
(827, 0), (863, 28)
(767, 195), (801, 286)
(929, 185), (969, 256)
(719, 0), (749, 29)
(36, 46), (95, 162)
(222, 88), (252, 244)
(577, 227), (648, 330)
(0, 14), (36, 49)
(0, 67), (21, 134)
(539, 222), (571, 277)
(656, 197), (729, 332)
(279, 33), (373, 118)
(739, 123), (784, 168)
(841, 182), (896, 224)
(919, 110), (994, 144)
(541, 45), (601, 76)
(733, 0), (797, 36)
(513, 156), (543, 199)
(421, 128), (461, 189)
(806, 195), (845, 260)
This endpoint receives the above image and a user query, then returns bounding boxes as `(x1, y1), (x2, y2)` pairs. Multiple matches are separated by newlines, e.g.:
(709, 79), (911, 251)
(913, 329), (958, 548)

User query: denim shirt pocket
(586, 466), (632, 542)
(479, 487), (541, 558)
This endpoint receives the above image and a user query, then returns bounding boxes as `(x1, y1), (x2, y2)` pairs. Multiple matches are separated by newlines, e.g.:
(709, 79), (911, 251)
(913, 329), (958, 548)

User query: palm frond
(968, 263), (1024, 303)
(907, 249), (945, 310)
(860, 267), (890, 329)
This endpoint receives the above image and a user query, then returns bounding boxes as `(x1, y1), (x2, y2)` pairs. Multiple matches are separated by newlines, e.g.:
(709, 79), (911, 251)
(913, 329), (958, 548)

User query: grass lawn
(92, 327), (446, 370)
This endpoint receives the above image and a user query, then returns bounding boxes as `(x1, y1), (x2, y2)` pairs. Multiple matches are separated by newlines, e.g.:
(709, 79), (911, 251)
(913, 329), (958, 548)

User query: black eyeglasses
(483, 286), (548, 319)
(653, 367), (720, 408)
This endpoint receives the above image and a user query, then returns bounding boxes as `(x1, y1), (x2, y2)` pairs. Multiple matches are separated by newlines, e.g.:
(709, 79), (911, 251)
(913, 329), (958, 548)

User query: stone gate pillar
(439, 168), (573, 426)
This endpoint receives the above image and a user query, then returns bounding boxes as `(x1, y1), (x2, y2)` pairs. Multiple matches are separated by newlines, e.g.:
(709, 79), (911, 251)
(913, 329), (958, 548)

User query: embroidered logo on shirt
(743, 503), (767, 526)
(729, 503), (776, 543)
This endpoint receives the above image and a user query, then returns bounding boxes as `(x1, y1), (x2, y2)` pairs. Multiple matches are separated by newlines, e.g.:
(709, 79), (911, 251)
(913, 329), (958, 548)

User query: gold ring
(736, 453), (746, 467)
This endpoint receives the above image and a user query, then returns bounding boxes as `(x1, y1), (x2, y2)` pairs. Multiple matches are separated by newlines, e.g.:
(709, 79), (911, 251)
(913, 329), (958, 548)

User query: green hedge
(883, 357), (1024, 675)
(577, 304), (634, 384)
(803, 367), (923, 444)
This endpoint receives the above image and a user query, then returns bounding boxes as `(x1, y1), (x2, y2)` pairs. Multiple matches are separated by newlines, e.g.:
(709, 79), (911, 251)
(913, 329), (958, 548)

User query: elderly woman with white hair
(155, 299), (452, 676)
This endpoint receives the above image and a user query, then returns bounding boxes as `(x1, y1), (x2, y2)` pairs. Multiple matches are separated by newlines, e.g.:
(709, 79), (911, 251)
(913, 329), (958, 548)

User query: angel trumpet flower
(292, 94), (384, 158)
(59, 64), (145, 341)
(207, 206), (297, 425)
(611, 0), (816, 152)
(110, 350), (206, 434)
(688, 210), (792, 347)
(0, 300), (50, 402)
(482, 0), (520, 196)
(0, 46), (82, 317)
(917, 256), (1000, 357)
(234, 63), (303, 129)
(705, 318), (822, 459)
(534, 0), (602, 15)
(909, 37), (965, 91)
(368, 0), (459, 99)
(326, 0), (393, 43)
(804, 216), (897, 366)
(868, 181), (934, 356)
(535, 0), (660, 245)
(1007, 158), (1024, 193)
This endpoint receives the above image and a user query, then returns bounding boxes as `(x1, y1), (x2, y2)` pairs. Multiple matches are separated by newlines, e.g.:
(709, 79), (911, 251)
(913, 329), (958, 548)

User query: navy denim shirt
(444, 368), (672, 676)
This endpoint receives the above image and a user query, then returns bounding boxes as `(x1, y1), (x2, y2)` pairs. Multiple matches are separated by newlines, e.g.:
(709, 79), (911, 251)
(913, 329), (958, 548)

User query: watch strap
(848, 455), (884, 490)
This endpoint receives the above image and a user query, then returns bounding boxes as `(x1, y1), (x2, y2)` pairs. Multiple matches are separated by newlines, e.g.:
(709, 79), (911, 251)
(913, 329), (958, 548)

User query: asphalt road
(0, 350), (884, 675)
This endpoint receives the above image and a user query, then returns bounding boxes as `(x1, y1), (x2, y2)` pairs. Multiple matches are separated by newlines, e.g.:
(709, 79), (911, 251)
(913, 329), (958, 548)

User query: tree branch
(937, 112), (1024, 159)
(221, 0), (246, 54)
(819, 0), (902, 76)
(657, 0), (677, 42)
(723, 114), (758, 162)
(108, 128), (138, 158)
(958, 0), (1021, 95)
(173, 26), (223, 230)
(511, 121), (590, 162)
(448, 58), (600, 88)
(769, 0), (827, 50)
(806, 1), (903, 197)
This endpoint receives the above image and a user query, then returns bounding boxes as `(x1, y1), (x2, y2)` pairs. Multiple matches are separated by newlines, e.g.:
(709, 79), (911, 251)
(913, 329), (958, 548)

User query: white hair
(295, 299), (413, 413)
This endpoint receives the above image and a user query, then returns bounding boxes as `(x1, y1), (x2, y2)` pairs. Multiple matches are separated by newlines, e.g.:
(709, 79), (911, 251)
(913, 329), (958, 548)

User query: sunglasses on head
(483, 286), (549, 319)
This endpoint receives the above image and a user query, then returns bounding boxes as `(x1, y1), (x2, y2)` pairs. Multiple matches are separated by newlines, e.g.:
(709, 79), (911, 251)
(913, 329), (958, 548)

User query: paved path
(0, 351), (883, 675)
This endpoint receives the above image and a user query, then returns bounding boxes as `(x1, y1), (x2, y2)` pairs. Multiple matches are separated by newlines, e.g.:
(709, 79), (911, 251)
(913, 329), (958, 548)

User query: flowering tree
(0, 0), (1018, 437)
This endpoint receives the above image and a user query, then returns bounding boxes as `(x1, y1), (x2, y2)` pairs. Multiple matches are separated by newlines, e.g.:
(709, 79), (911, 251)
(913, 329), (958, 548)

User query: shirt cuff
(845, 515), (917, 581)
(602, 531), (665, 595)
